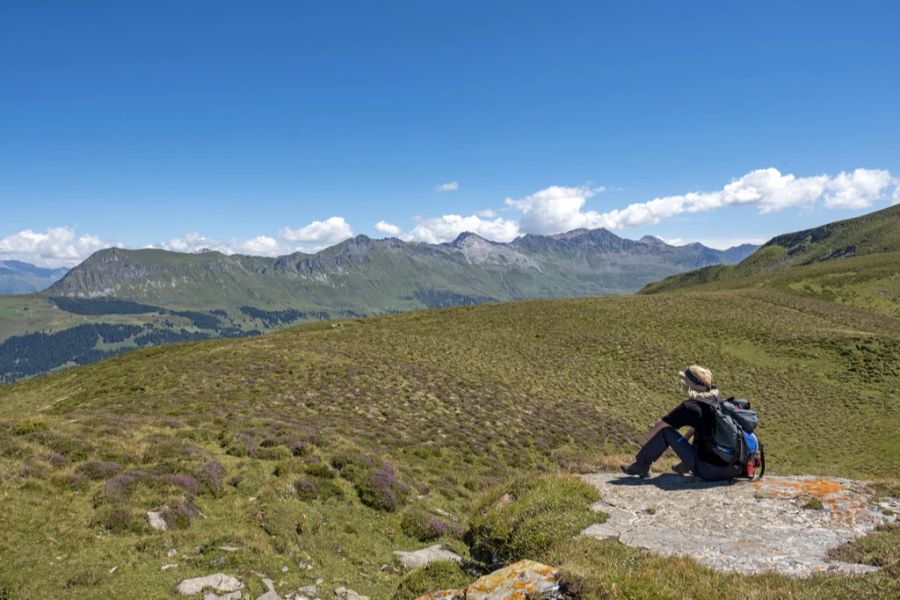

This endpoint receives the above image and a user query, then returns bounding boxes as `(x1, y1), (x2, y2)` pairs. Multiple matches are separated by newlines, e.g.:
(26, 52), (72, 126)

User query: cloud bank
(0, 227), (109, 267)
(3, 168), (896, 267)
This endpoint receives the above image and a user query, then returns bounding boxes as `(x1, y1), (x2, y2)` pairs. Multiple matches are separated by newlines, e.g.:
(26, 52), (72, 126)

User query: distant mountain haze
(0, 260), (68, 294)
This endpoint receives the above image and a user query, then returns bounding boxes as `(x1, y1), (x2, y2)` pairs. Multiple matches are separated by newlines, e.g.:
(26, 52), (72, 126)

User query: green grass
(0, 287), (898, 597)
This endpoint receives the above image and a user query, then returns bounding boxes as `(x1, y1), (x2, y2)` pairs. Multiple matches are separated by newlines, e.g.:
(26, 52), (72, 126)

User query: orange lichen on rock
(417, 560), (562, 600)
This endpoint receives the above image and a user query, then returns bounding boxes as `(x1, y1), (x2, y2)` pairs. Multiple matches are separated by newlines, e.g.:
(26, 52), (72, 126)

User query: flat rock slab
(581, 473), (898, 577)
(177, 573), (244, 596)
(394, 544), (463, 569)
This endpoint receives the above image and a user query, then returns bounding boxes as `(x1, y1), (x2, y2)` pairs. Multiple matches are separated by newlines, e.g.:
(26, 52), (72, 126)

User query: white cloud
(157, 232), (287, 256)
(504, 185), (606, 234)
(0, 227), (108, 267)
(824, 168), (894, 209)
(374, 220), (401, 236)
(402, 214), (520, 244)
(893, 182), (900, 206)
(279, 216), (353, 246)
(510, 168), (893, 232)
(435, 181), (459, 192)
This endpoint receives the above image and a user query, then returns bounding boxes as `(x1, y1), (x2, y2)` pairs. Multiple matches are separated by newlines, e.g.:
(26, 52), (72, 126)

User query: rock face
(394, 545), (463, 569)
(415, 560), (563, 600)
(580, 473), (899, 576)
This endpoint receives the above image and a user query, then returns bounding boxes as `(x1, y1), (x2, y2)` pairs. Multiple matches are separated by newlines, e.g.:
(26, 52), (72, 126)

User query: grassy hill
(0, 230), (757, 383)
(0, 283), (897, 598)
(641, 203), (900, 304)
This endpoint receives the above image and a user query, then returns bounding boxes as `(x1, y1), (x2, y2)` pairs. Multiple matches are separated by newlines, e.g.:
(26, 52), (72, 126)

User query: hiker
(621, 365), (742, 481)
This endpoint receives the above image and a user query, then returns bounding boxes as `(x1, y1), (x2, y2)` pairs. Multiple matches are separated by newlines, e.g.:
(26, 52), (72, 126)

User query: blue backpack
(706, 397), (765, 479)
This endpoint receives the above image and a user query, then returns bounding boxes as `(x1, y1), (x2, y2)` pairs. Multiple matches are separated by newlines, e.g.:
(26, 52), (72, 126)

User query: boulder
(177, 573), (244, 596)
(394, 545), (463, 570)
(414, 560), (562, 600)
(147, 510), (168, 531)
(465, 560), (561, 599)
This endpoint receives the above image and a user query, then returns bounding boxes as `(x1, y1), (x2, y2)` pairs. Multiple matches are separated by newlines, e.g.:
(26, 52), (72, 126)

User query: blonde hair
(685, 386), (720, 400)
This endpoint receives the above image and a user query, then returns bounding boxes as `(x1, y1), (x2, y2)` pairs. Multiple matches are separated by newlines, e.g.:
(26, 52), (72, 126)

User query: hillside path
(580, 472), (898, 577)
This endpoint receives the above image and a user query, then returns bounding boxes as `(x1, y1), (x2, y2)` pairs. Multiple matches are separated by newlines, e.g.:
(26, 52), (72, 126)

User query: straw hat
(679, 365), (713, 393)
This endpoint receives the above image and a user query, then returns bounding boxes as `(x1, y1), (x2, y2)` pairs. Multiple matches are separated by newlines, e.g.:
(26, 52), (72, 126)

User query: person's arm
(643, 419), (671, 443)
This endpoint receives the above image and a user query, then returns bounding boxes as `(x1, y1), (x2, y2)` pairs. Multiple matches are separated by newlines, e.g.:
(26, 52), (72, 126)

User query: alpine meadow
(0, 207), (898, 598)
(3, 3), (900, 599)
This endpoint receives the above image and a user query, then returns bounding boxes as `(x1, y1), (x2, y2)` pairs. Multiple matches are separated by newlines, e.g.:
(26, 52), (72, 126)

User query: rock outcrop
(394, 545), (463, 570)
(415, 559), (563, 600)
(580, 473), (898, 576)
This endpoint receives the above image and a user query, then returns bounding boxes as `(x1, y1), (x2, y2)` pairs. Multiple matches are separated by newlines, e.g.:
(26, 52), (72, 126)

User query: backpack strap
(758, 442), (765, 480)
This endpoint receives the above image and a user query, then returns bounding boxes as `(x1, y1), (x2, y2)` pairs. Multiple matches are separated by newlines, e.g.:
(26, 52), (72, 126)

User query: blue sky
(1, 1), (899, 265)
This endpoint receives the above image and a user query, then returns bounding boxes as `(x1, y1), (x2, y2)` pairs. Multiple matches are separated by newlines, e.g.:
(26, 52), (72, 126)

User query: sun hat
(679, 365), (713, 392)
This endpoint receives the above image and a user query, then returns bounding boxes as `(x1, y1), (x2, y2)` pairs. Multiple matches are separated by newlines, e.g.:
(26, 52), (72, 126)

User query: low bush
(391, 560), (471, 600)
(355, 463), (409, 512)
(465, 474), (601, 565)
(401, 509), (463, 542)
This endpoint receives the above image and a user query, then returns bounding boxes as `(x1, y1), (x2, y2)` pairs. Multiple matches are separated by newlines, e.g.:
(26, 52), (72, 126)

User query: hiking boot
(620, 462), (652, 478)
(672, 461), (691, 475)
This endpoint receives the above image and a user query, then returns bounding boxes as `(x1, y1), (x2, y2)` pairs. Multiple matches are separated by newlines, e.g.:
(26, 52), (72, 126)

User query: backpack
(705, 397), (765, 480)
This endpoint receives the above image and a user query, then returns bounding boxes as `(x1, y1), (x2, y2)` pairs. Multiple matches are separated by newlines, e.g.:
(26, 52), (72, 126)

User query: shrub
(331, 452), (375, 483)
(13, 419), (48, 436)
(163, 498), (199, 529)
(76, 460), (122, 481)
(465, 474), (601, 565)
(305, 462), (336, 479)
(293, 477), (343, 501)
(391, 560), (470, 600)
(196, 460), (225, 495)
(93, 505), (140, 533)
(401, 509), (463, 542)
(355, 463), (409, 512)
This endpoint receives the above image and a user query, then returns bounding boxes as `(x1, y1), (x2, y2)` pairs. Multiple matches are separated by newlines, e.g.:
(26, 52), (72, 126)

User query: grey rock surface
(333, 586), (369, 600)
(147, 510), (168, 531)
(394, 544), (463, 569)
(581, 473), (898, 576)
(177, 573), (244, 596)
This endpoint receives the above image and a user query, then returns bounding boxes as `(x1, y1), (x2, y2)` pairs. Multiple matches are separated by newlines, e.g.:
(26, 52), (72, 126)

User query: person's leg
(625, 428), (697, 477)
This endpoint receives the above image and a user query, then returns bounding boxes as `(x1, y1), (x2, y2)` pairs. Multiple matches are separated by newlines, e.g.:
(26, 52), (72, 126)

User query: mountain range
(49, 229), (755, 310)
(0, 260), (68, 294)
(0, 228), (755, 382)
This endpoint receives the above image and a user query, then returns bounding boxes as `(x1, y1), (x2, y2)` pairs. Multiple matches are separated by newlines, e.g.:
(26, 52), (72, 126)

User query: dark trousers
(635, 428), (740, 481)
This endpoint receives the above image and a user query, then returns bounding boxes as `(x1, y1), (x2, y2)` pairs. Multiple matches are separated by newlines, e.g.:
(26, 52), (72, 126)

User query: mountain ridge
(0, 260), (69, 294)
(48, 228), (756, 309)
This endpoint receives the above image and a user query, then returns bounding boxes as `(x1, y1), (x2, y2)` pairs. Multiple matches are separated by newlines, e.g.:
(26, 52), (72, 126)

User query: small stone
(168, 548), (179, 557)
(177, 573), (243, 596)
(148, 511), (168, 531)
(281, 566), (289, 573)
(204, 592), (241, 600)
(213, 556), (226, 567)
(334, 586), (369, 600)
(162, 563), (179, 571)
(219, 546), (241, 553)
(108, 565), (118, 575)
(296, 584), (317, 597)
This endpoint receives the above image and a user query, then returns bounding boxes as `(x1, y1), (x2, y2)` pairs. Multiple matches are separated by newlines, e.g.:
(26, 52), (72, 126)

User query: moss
(391, 560), (471, 600)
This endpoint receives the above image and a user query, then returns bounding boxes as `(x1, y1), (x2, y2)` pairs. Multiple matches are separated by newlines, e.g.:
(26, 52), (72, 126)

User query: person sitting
(620, 365), (741, 481)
